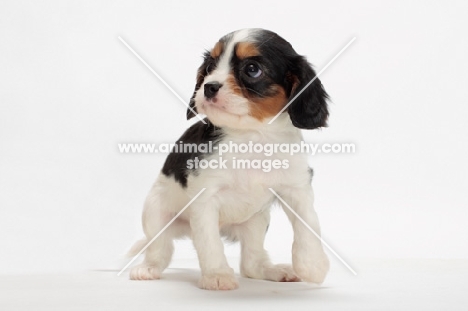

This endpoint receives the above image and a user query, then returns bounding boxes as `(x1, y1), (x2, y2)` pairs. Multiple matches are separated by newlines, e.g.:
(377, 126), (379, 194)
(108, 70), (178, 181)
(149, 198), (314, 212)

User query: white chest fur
(188, 121), (312, 224)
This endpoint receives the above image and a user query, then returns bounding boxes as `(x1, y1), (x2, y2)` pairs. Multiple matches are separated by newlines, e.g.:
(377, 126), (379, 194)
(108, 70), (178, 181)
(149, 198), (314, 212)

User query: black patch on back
(161, 119), (223, 187)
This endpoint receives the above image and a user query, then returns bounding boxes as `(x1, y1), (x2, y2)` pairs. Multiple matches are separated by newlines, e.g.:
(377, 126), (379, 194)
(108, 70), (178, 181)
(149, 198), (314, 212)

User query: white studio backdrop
(1, 0), (467, 274)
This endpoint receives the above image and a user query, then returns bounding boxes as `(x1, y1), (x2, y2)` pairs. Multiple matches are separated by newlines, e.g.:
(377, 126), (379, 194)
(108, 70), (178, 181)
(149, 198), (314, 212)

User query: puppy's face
(187, 28), (329, 130)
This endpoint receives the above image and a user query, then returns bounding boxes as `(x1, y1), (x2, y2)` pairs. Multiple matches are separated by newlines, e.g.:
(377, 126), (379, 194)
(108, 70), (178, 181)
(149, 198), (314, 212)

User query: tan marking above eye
(210, 41), (224, 58)
(235, 42), (260, 59)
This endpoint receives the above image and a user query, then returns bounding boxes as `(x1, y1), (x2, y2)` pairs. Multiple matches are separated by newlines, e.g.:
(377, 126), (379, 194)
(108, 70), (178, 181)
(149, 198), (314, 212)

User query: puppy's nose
(204, 82), (222, 99)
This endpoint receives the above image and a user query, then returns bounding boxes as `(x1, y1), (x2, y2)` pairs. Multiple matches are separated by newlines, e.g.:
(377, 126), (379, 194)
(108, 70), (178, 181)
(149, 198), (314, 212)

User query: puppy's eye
(206, 63), (214, 74)
(245, 63), (262, 78)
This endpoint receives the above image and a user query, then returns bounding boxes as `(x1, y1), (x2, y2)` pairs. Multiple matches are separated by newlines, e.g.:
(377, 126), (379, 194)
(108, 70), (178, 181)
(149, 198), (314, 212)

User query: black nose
(204, 82), (222, 99)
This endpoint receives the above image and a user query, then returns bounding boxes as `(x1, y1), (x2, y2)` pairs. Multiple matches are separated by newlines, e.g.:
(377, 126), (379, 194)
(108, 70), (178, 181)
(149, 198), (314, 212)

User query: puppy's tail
(126, 238), (149, 257)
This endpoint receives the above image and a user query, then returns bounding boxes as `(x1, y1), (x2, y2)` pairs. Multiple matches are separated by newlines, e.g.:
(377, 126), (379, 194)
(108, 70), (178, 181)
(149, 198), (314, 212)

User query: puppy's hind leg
(130, 179), (189, 280)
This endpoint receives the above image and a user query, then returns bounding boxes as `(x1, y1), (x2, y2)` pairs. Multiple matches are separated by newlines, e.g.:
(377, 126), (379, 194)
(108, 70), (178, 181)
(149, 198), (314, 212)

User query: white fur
(129, 29), (329, 290)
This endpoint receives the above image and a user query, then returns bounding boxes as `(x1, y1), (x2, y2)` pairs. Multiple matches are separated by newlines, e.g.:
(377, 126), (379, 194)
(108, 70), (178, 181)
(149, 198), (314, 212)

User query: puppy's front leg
(278, 186), (330, 284)
(190, 201), (238, 290)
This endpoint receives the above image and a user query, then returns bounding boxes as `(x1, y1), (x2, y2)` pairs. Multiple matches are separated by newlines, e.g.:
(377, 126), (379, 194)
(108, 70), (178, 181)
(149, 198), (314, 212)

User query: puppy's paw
(198, 273), (239, 290)
(129, 264), (161, 280)
(264, 264), (301, 282)
(294, 252), (330, 284)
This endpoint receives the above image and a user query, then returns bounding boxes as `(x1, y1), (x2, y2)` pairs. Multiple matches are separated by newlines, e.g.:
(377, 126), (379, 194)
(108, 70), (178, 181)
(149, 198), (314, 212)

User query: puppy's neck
(220, 113), (302, 143)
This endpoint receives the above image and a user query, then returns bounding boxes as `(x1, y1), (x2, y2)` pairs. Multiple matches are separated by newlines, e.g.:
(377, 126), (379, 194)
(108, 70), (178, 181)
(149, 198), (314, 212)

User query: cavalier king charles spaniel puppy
(129, 28), (330, 290)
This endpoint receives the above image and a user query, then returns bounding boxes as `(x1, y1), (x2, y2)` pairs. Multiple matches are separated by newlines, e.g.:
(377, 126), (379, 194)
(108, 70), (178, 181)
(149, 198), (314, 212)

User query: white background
(1, 0), (468, 276)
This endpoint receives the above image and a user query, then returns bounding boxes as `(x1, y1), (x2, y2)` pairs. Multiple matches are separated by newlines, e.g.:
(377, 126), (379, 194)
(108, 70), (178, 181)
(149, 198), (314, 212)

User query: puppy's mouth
(206, 97), (223, 108)
(200, 99), (244, 117)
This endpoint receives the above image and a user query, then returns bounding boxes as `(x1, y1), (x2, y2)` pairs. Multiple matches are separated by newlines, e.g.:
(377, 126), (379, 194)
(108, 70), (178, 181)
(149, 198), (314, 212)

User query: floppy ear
(187, 51), (212, 120)
(186, 78), (201, 120)
(287, 57), (329, 129)
(186, 95), (198, 120)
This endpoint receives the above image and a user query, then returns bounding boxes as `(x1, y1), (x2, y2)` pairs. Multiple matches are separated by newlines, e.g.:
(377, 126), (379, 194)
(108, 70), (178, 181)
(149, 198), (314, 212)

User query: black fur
(161, 119), (223, 187)
(286, 57), (329, 129)
(308, 167), (314, 183)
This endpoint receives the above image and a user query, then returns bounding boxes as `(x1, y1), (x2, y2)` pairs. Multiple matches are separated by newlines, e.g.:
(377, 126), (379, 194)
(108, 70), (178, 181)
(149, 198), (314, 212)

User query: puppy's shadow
(160, 268), (199, 285)
(162, 268), (330, 300)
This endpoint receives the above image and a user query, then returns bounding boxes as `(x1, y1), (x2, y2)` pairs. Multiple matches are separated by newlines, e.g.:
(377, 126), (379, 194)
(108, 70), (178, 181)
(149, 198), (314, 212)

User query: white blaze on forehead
(205, 29), (252, 83)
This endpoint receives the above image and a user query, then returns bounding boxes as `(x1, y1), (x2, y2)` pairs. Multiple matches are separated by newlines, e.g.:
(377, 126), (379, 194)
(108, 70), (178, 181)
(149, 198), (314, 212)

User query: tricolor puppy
(129, 28), (330, 290)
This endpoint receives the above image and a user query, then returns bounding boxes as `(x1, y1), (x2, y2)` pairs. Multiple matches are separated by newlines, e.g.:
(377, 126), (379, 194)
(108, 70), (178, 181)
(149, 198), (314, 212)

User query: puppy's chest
(199, 133), (307, 194)
(195, 132), (309, 224)
(213, 166), (283, 224)
(208, 133), (305, 183)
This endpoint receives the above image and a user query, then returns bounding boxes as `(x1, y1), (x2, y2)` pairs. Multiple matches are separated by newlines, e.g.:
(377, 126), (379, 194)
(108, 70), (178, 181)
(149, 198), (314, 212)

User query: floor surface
(1, 258), (467, 310)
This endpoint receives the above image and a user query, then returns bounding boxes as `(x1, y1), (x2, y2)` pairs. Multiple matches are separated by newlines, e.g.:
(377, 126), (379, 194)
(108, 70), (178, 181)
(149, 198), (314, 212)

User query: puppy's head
(187, 29), (329, 130)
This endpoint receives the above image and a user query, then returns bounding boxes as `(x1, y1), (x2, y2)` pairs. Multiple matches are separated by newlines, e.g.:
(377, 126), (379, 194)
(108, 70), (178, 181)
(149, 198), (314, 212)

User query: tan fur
(210, 41), (224, 58)
(248, 85), (287, 121)
(235, 42), (259, 59)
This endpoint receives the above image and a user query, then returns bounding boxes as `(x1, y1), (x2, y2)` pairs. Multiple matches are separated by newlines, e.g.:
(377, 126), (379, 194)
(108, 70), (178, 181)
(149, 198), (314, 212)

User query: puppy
(129, 28), (330, 290)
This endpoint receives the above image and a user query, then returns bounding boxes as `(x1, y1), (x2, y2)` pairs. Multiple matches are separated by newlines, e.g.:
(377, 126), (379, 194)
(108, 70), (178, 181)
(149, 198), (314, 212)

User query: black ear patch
(186, 70), (202, 120)
(187, 50), (218, 120)
(187, 51), (213, 120)
(287, 57), (329, 130)
(186, 96), (198, 120)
